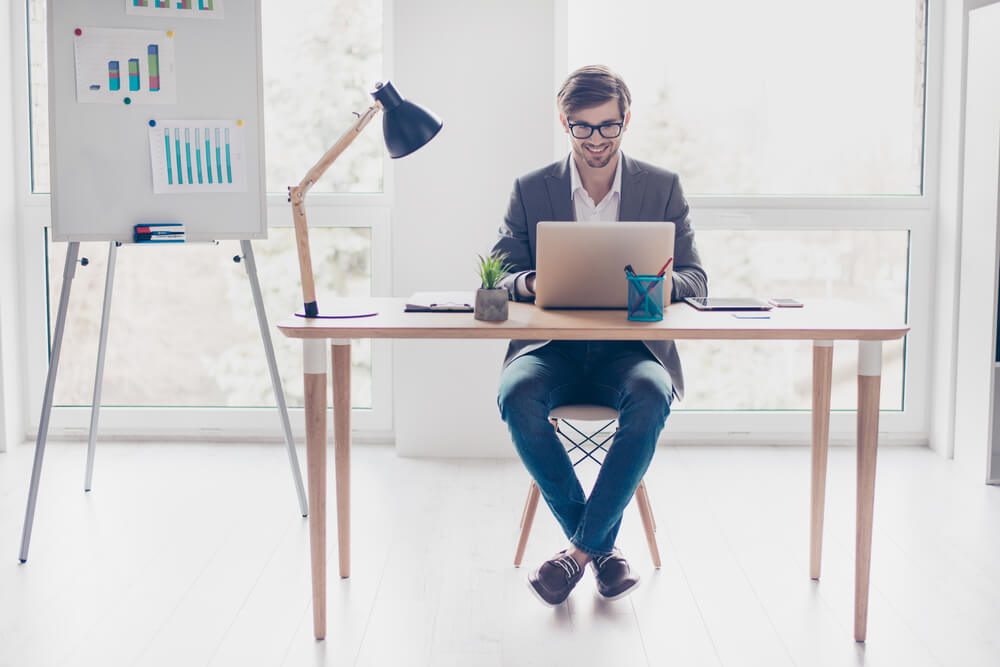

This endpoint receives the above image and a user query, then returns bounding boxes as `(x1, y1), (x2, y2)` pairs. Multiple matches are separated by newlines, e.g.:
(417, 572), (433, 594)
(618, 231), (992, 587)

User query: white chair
(513, 404), (661, 568)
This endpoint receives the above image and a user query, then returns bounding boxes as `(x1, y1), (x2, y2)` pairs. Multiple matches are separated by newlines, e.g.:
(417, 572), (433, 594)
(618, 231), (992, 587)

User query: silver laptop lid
(534, 221), (676, 309)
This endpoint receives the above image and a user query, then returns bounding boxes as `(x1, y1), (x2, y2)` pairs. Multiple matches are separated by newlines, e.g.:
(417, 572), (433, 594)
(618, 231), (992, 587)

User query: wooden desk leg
(303, 339), (328, 641)
(331, 341), (351, 580)
(810, 341), (834, 580)
(855, 340), (882, 642)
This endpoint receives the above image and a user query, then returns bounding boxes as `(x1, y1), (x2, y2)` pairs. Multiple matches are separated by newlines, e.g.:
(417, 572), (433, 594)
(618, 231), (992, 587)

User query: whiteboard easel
(19, 0), (308, 563)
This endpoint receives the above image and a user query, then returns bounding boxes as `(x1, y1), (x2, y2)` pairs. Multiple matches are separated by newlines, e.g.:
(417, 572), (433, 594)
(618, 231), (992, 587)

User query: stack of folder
(134, 223), (185, 244)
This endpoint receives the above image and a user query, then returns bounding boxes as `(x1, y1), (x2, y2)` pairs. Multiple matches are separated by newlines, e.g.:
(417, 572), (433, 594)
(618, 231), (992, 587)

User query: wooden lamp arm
(288, 102), (383, 317)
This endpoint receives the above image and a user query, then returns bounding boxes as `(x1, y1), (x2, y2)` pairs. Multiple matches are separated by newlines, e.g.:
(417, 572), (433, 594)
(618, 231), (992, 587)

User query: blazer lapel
(544, 156), (575, 222)
(619, 153), (647, 221)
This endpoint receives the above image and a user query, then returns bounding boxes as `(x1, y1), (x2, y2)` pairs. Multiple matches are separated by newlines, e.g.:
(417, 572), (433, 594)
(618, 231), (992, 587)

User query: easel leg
(85, 241), (118, 492)
(240, 240), (308, 517)
(19, 242), (81, 562)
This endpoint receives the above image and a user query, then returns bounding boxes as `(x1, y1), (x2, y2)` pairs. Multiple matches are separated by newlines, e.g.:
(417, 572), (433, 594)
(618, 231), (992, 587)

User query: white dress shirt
(516, 152), (624, 298)
(569, 150), (623, 223)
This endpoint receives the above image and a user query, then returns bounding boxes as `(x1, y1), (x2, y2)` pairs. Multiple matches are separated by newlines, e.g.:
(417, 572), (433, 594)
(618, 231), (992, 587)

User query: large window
(27, 0), (384, 411)
(568, 0), (925, 412)
(568, 0), (927, 196)
(676, 230), (908, 411)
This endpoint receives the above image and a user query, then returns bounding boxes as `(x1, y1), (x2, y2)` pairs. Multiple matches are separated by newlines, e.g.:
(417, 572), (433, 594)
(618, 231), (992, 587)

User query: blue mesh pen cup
(627, 274), (665, 322)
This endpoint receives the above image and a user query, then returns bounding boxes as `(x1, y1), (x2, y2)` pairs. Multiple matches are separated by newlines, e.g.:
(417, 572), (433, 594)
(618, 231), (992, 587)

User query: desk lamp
(288, 81), (443, 318)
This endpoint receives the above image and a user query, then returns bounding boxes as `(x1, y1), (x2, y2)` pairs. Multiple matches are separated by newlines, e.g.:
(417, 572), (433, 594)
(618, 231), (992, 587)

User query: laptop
(534, 221), (675, 309)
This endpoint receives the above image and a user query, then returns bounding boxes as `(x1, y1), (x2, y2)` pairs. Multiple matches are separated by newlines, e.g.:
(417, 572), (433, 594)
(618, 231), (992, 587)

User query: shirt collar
(569, 151), (624, 202)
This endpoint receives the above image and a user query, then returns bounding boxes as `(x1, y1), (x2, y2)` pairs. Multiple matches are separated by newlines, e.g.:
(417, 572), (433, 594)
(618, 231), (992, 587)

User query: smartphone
(768, 298), (804, 308)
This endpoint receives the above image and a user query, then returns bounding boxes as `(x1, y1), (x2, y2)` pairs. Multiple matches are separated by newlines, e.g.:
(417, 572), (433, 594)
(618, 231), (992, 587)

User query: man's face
(560, 98), (631, 170)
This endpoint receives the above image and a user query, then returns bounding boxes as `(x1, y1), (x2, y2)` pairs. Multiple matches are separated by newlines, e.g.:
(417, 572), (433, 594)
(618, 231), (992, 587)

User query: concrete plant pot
(475, 288), (508, 321)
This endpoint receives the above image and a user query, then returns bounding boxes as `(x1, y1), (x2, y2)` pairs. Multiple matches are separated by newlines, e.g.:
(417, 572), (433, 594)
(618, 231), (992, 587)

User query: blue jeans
(497, 340), (673, 557)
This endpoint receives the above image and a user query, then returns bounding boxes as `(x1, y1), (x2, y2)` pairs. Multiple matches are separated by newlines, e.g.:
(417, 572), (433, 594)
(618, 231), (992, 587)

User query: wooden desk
(278, 298), (909, 643)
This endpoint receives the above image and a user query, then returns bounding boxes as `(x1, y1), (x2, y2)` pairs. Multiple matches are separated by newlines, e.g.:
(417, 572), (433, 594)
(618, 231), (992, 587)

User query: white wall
(952, 0), (1000, 479)
(930, 0), (1000, 460)
(391, 0), (556, 456)
(0, 0), (24, 452)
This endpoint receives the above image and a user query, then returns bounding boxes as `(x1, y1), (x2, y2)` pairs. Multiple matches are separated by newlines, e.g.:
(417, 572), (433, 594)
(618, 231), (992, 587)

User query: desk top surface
(277, 298), (908, 341)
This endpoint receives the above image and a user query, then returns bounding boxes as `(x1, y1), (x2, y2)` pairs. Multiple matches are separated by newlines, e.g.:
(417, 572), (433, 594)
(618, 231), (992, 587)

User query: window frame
(11, 0), (397, 440)
(553, 0), (939, 443)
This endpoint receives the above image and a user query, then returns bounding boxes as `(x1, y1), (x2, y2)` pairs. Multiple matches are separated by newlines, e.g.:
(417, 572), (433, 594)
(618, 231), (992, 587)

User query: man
(492, 65), (708, 606)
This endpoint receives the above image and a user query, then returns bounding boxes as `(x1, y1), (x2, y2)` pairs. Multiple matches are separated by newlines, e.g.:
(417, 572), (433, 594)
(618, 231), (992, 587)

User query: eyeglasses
(567, 121), (624, 139)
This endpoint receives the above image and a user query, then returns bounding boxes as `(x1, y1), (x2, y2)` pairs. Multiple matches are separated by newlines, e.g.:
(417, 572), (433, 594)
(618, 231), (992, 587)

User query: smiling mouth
(584, 145), (609, 154)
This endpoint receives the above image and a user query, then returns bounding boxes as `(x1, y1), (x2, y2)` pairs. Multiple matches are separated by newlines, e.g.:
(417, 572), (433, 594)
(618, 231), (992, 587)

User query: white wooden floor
(1, 441), (999, 667)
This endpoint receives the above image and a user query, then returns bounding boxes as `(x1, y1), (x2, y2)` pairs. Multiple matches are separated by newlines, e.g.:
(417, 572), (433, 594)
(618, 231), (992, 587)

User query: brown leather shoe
(591, 548), (640, 600)
(528, 550), (585, 606)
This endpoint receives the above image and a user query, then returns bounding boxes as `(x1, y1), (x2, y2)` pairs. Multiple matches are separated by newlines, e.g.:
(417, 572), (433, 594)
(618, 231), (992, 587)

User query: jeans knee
(622, 377), (673, 421)
(497, 380), (547, 424)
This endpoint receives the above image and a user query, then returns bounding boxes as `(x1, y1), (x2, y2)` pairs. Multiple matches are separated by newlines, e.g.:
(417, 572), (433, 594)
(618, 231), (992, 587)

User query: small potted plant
(475, 252), (513, 321)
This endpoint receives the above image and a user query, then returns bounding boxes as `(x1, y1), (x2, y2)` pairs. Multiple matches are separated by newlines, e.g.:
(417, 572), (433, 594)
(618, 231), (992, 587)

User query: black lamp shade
(370, 81), (443, 159)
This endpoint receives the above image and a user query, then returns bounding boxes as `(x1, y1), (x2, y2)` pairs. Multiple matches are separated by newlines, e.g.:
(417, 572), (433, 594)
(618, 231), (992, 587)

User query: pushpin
(74, 28), (82, 36)
(149, 119), (157, 127)
(236, 119), (244, 127)
(166, 30), (174, 38)
(123, 97), (132, 105)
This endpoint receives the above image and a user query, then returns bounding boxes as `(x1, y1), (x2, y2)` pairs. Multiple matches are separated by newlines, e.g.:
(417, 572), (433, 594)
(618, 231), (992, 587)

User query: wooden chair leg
(514, 481), (541, 567)
(635, 480), (661, 569)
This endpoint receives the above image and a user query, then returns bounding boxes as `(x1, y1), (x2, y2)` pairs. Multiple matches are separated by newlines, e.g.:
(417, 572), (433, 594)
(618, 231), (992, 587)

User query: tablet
(684, 297), (773, 311)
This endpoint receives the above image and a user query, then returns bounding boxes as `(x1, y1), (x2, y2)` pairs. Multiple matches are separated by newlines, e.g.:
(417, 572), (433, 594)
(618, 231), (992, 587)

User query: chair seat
(549, 404), (619, 421)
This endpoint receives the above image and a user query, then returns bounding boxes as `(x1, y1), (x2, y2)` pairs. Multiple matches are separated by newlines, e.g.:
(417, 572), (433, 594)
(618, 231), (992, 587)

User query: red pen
(655, 257), (674, 278)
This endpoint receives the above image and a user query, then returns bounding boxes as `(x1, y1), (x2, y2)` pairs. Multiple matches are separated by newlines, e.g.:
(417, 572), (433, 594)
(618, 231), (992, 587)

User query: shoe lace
(553, 555), (580, 579)
(594, 553), (614, 570)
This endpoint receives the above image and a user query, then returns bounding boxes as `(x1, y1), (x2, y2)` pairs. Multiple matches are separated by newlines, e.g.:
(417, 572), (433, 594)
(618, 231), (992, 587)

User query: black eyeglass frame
(566, 120), (625, 139)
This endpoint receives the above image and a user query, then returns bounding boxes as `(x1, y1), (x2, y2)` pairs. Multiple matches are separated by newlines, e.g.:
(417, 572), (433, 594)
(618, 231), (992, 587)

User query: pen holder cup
(627, 275), (665, 322)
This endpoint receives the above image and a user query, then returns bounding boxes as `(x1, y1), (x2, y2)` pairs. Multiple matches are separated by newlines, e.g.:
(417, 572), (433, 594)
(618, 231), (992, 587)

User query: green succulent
(476, 252), (514, 290)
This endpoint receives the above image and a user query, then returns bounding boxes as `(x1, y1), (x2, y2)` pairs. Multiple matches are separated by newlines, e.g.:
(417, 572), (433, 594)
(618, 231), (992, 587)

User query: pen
(654, 257), (674, 278)
(629, 256), (674, 314)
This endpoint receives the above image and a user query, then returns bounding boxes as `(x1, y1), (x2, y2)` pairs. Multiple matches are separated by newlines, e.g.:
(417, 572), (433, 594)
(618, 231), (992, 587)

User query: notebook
(404, 291), (475, 312)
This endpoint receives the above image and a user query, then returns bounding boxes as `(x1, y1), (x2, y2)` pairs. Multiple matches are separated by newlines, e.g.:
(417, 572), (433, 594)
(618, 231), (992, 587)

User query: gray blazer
(491, 153), (708, 401)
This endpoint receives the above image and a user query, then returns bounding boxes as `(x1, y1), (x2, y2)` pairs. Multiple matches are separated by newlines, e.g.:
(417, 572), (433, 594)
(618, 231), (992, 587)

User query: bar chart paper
(126, 0), (224, 19)
(148, 120), (248, 193)
(74, 27), (177, 104)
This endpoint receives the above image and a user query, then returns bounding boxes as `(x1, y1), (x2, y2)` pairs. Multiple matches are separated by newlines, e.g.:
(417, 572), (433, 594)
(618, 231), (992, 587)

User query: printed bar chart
(127, 58), (140, 91)
(148, 120), (247, 194)
(164, 131), (172, 185)
(195, 128), (203, 184)
(74, 28), (176, 104)
(214, 128), (222, 183)
(205, 129), (213, 184)
(147, 45), (160, 91)
(127, 0), (224, 18)
(225, 128), (233, 183)
(108, 61), (120, 91)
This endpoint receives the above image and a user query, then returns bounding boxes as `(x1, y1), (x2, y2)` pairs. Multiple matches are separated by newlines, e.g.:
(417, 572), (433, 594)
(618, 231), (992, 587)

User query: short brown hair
(557, 65), (632, 117)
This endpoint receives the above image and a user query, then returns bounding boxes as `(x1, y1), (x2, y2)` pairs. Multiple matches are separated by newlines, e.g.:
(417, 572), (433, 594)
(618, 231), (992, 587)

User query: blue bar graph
(164, 130), (172, 184)
(224, 128), (232, 183)
(184, 128), (193, 184)
(215, 128), (223, 183)
(195, 128), (203, 184)
(174, 129), (183, 184)
(205, 129), (213, 184)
